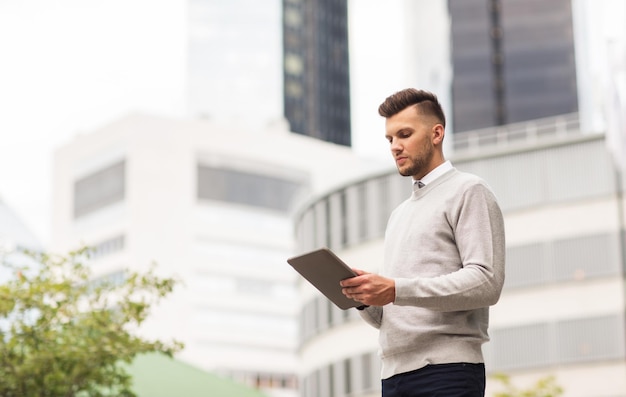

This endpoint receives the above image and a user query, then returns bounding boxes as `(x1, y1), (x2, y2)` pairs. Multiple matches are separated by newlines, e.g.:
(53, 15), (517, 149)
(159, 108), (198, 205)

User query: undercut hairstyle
(378, 88), (446, 128)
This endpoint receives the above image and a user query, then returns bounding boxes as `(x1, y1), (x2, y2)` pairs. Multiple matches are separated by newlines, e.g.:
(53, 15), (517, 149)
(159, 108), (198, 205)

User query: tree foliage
(491, 373), (564, 397)
(0, 247), (183, 397)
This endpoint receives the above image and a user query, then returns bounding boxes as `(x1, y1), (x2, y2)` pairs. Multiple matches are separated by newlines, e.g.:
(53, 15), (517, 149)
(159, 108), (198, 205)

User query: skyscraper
(449, 0), (578, 132)
(283, 0), (352, 146)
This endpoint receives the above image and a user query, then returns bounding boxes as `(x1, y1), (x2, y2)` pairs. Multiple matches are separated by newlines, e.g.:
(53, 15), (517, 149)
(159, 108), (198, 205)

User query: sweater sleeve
(357, 305), (383, 328)
(394, 183), (506, 311)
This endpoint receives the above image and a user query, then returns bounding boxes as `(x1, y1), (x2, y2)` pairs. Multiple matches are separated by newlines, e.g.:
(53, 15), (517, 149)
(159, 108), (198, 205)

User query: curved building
(293, 113), (626, 397)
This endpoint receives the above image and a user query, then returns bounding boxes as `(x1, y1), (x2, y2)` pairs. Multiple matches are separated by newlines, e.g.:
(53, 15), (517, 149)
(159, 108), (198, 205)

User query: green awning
(128, 353), (271, 397)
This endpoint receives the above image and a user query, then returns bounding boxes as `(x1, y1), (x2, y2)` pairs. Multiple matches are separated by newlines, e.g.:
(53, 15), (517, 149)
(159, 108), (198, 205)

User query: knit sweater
(359, 168), (506, 379)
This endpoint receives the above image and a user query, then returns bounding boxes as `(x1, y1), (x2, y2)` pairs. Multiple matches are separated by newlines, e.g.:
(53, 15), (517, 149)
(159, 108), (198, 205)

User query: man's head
(378, 88), (446, 127)
(379, 89), (446, 180)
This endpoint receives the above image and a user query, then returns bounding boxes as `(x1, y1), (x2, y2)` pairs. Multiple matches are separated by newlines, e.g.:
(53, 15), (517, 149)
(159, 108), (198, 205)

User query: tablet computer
(287, 248), (362, 310)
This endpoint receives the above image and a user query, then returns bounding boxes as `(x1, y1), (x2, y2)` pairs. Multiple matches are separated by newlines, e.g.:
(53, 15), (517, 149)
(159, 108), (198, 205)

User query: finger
(340, 278), (357, 287)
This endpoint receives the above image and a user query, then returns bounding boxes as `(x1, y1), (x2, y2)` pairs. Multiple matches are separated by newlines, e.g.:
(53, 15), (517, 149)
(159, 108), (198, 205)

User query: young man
(340, 88), (505, 397)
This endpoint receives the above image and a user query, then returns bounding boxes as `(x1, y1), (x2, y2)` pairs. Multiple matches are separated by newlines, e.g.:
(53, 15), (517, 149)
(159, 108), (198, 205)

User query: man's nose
(390, 139), (402, 152)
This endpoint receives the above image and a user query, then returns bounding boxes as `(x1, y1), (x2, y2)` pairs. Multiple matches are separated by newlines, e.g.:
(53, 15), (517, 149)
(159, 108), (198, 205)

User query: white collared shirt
(413, 160), (453, 189)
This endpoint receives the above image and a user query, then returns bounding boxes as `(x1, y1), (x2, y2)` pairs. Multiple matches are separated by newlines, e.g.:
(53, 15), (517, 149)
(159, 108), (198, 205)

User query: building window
(89, 234), (125, 259)
(301, 351), (383, 397)
(197, 164), (304, 213)
(284, 8), (302, 27)
(343, 358), (351, 395)
(285, 80), (304, 97)
(89, 270), (126, 290)
(339, 192), (348, 245)
(284, 53), (304, 75)
(362, 352), (373, 390)
(357, 183), (368, 240)
(74, 160), (125, 218)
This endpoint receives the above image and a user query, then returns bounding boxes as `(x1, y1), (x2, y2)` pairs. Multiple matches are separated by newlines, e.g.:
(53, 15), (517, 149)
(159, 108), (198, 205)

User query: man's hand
(340, 269), (395, 306)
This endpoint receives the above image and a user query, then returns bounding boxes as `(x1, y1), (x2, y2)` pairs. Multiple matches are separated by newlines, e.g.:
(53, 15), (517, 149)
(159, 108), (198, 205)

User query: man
(340, 88), (505, 397)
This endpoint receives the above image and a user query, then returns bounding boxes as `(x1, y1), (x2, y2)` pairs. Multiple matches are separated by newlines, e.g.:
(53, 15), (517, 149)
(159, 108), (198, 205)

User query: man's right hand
(340, 270), (395, 306)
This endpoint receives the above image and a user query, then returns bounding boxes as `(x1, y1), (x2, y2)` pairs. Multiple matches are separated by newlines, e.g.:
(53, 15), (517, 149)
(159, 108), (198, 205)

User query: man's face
(384, 105), (442, 180)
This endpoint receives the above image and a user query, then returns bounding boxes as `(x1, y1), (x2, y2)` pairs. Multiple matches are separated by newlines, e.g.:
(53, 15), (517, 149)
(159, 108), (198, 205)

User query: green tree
(491, 373), (564, 397)
(0, 247), (183, 397)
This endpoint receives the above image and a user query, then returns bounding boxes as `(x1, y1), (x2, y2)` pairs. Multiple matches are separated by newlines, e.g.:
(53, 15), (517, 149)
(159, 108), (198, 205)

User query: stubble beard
(397, 147), (434, 178)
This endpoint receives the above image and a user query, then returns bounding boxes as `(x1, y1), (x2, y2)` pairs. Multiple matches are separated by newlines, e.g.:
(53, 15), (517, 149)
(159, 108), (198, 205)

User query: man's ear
(432, 124), (445, 145)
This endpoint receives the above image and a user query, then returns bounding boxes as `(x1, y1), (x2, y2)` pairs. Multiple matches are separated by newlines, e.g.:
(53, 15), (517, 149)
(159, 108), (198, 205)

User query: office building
(283, 0), (352, 146)
(51, 114), (387, 397)
(448, 0), (578, 131)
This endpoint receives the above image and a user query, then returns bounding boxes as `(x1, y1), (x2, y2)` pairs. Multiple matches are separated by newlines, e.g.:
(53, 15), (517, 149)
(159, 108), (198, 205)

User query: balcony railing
(452, 113), (582, 154)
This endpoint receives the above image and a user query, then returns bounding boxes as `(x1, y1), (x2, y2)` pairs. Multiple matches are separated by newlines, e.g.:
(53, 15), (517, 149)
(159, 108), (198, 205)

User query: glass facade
(73, 160), (125, 218)
(449, 0), (578, 132)
(197, 164), (304, 212)
(449, 0), (497, 131)
(283, 0), (352, 146)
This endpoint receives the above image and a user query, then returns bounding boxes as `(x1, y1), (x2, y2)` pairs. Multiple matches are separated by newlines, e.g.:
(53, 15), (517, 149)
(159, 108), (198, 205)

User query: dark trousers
(381, 363), (486, 397)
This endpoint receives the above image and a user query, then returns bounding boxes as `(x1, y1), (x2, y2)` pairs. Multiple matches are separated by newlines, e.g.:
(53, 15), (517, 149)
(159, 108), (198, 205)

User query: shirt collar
(413, 160), (452, 188)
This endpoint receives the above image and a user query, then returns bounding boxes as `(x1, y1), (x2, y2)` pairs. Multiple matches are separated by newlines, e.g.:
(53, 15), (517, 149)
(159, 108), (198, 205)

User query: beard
(396, 142), (435, 178)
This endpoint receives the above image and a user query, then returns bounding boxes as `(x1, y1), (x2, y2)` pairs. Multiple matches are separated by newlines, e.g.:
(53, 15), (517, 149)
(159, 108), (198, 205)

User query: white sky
(0, 0), (188, 244)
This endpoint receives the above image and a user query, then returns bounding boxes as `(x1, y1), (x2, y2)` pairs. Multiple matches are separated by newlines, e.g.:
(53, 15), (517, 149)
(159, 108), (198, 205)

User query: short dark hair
(378, 88), (446, 128)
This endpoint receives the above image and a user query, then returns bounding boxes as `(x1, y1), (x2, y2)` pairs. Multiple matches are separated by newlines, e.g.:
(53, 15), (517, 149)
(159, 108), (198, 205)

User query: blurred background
(1, 0), (625, 396)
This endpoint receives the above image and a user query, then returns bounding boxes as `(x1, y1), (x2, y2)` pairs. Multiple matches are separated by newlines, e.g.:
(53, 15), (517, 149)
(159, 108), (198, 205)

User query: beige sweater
(359, 168), (506, 379)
